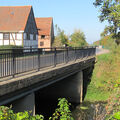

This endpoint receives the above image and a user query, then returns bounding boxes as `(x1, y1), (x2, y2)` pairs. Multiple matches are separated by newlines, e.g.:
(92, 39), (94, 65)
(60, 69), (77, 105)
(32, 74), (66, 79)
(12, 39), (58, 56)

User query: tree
(93, 0), (120, 44)
(52, 25), (68, 47)
(69, 29), (87, 47)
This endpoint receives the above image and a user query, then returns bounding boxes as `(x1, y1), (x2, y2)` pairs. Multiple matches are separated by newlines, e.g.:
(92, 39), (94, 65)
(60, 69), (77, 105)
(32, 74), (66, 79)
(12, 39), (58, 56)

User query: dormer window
(41, 35), (45, 39)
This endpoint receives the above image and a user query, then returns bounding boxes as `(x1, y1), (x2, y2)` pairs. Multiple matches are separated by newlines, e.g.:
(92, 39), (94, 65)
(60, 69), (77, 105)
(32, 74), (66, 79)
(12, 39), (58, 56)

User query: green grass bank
(73, 47), (120, 119)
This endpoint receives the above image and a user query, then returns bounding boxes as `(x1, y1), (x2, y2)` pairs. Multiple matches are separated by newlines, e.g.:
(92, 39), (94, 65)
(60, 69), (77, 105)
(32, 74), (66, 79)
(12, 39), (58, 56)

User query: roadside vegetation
(0, 45), (23, 49)
(0, 98), (74, 120)
(53, 25), (88, 48)
(73, 44), (120, 120)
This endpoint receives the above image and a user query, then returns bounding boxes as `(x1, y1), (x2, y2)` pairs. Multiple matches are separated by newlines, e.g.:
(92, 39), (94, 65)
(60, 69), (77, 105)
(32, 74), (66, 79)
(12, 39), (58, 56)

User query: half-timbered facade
(35, 17), (54, 48)
(0, 6), (38, 48)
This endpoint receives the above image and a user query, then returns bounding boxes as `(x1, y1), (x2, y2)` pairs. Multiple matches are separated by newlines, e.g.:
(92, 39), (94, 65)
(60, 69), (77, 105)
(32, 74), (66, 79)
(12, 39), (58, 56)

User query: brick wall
(38, 35), (51, 48)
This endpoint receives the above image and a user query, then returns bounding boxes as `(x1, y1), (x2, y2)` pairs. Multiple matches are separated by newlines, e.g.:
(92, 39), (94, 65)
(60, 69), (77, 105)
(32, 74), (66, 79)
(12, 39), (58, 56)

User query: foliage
(0, 45), (23, 49)
(69, 29), (88, 47)
(93, 0), (120, 44)
(49, 98), (74, 120)
(101, 35), (116, 49)
(52, 36), (63, 47)
(84, 46), (120, 119)
(53, 25), (69, 47)
(53, 25), (88, 48)
(0, 105), (44, 120)
(93, 40), (101, 46)
(0, 98), (73, 120)
(93, 33), (116, 49)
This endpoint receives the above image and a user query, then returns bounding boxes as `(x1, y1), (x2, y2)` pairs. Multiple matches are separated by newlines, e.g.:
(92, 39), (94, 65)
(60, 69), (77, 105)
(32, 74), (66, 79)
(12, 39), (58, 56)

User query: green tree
(69, 29), (87, 47)
(53, 25), (68, 47)
(93, 0), (120, 44)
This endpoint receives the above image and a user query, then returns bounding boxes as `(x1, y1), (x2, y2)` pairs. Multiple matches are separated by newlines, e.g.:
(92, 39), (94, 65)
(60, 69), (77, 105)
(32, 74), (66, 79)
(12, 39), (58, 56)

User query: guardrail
(0, 47), (96, 78)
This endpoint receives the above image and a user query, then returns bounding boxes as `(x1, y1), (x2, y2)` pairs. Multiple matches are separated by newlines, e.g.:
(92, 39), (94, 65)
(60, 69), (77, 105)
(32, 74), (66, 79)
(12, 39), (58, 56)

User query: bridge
(0, 47), (96, 115)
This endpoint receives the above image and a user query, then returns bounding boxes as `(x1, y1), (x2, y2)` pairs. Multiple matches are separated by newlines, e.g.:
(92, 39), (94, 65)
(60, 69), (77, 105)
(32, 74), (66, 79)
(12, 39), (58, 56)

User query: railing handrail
(0, 46), (96, 51)
(0, 47), (96, 78)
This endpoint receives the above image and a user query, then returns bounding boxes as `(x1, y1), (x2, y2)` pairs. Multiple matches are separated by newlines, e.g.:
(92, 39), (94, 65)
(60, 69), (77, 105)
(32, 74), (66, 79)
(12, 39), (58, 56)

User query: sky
(0, 0), (108, 44)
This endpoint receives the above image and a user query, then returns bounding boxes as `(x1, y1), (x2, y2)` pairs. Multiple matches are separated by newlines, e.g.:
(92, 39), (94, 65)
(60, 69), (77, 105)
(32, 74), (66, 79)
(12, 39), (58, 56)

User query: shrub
(0, 98), (73, 120)
(49, 98), (74, 120)
(0, 45), (23, 49)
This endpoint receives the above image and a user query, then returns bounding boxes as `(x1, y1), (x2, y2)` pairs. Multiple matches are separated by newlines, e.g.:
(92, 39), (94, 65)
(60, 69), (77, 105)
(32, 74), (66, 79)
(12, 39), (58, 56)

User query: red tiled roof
(0, 6), (32, 32)
(35, 17), (53, 36)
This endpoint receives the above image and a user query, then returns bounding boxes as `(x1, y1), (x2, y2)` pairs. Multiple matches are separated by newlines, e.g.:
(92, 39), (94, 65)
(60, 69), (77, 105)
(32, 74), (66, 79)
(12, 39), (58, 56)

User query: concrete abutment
(35, 71), (84, 104)
(11, 93), (35, 116)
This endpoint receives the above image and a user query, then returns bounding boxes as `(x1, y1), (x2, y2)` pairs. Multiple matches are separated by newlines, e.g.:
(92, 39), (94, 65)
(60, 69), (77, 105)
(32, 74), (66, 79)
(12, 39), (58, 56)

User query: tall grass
(85, 46), (120, 102)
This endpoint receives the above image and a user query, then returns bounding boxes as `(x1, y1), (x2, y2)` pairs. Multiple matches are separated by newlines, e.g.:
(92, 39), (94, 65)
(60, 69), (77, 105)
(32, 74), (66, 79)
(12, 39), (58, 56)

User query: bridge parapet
(0, 47), (96, 78)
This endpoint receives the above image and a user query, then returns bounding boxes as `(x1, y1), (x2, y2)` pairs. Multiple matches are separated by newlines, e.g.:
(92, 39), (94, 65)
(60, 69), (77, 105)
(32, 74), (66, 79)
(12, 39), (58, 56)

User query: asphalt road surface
(96, 48), (109, 55)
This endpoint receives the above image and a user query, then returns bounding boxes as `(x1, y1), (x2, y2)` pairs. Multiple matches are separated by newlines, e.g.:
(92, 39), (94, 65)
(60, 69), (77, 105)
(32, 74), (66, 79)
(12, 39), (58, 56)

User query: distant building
(35, 17), (54, 48)
(0, 6), (38, 48)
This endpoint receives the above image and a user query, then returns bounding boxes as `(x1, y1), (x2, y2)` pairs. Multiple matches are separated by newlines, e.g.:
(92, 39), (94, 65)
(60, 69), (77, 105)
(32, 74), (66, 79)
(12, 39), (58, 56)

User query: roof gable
(24, 7), (38, 34)
(0, 6), (32, 32)
(35, 17), (53, 36)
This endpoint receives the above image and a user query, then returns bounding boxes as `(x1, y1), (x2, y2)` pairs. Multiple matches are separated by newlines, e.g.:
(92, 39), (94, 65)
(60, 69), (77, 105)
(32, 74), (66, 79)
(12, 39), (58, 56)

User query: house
(0, 6), (38, 48)
(35, 17), (54, 48)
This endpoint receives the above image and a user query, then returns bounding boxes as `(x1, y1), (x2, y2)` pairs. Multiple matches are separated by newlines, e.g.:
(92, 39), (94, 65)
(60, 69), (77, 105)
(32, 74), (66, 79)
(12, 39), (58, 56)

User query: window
(27, 33), (30, 40)
(33, 34), (36, 40)
(41, 35), (45, 39)
(40, 42), (44, 46)
(3, 33), (10, 40)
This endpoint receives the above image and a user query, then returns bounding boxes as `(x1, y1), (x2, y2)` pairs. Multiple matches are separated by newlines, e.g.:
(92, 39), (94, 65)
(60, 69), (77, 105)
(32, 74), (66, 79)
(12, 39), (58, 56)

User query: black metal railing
(0, 47), (96, 78)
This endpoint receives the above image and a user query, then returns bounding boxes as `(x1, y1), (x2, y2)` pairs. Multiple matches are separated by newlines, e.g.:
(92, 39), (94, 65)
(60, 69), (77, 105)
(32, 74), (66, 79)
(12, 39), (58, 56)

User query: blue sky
(0, 0), (107, 44)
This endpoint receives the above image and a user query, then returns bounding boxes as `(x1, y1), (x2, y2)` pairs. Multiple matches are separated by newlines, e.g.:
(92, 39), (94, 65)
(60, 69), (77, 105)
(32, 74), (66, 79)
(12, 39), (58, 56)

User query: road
(96, 48), (109, 55)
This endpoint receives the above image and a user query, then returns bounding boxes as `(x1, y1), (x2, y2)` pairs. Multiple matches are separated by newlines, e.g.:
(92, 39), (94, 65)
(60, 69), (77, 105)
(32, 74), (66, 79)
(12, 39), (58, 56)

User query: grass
(85, 84), (111, 102)
(72, 47), (120, 119)
(84, 47), (120, 102)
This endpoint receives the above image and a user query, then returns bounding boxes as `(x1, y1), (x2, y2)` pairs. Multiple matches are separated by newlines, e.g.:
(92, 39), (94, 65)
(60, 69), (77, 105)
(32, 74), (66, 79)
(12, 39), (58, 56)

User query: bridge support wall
(11, 93), (35, 116)
(63, 71), (83, 103)
(36, 71), (83, 104)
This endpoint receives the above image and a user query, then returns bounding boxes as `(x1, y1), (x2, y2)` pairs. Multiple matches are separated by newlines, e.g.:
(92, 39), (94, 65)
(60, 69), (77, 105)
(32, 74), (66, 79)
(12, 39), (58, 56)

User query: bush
(49, 98), (74, 120)
(0, 45), (23, 54)
(0, 45), (23, 49)
(0, 98), (74, 120)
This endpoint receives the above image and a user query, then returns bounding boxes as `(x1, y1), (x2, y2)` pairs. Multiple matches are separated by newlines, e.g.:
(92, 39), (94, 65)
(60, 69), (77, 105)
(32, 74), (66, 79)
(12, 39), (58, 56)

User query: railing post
(54, 48), (57, 67)
(74, 48), (77, 61)
(12, 49), (16, 78)
(30, 46), (32, 53)
(38, 48), (41, 71)
(65, 47), (69, 63)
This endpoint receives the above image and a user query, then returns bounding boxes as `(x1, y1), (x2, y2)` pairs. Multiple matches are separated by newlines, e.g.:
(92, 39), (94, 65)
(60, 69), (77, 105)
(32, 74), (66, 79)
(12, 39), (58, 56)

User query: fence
(0, 47), (96, 78)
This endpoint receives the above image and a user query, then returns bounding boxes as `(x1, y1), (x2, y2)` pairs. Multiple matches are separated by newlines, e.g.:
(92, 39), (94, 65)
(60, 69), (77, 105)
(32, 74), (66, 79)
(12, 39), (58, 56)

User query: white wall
(0, 33), (3, 45)
(10, 33), (22, 46)
(0, 33), (23, 46)
(0, 32), (38, 48)
(0, 33), (3, 39)
(0, 40), (3, 45)
(10, 33), (15, 40)
(4, 40), (9, 45)
(16, 33), (22, 40)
